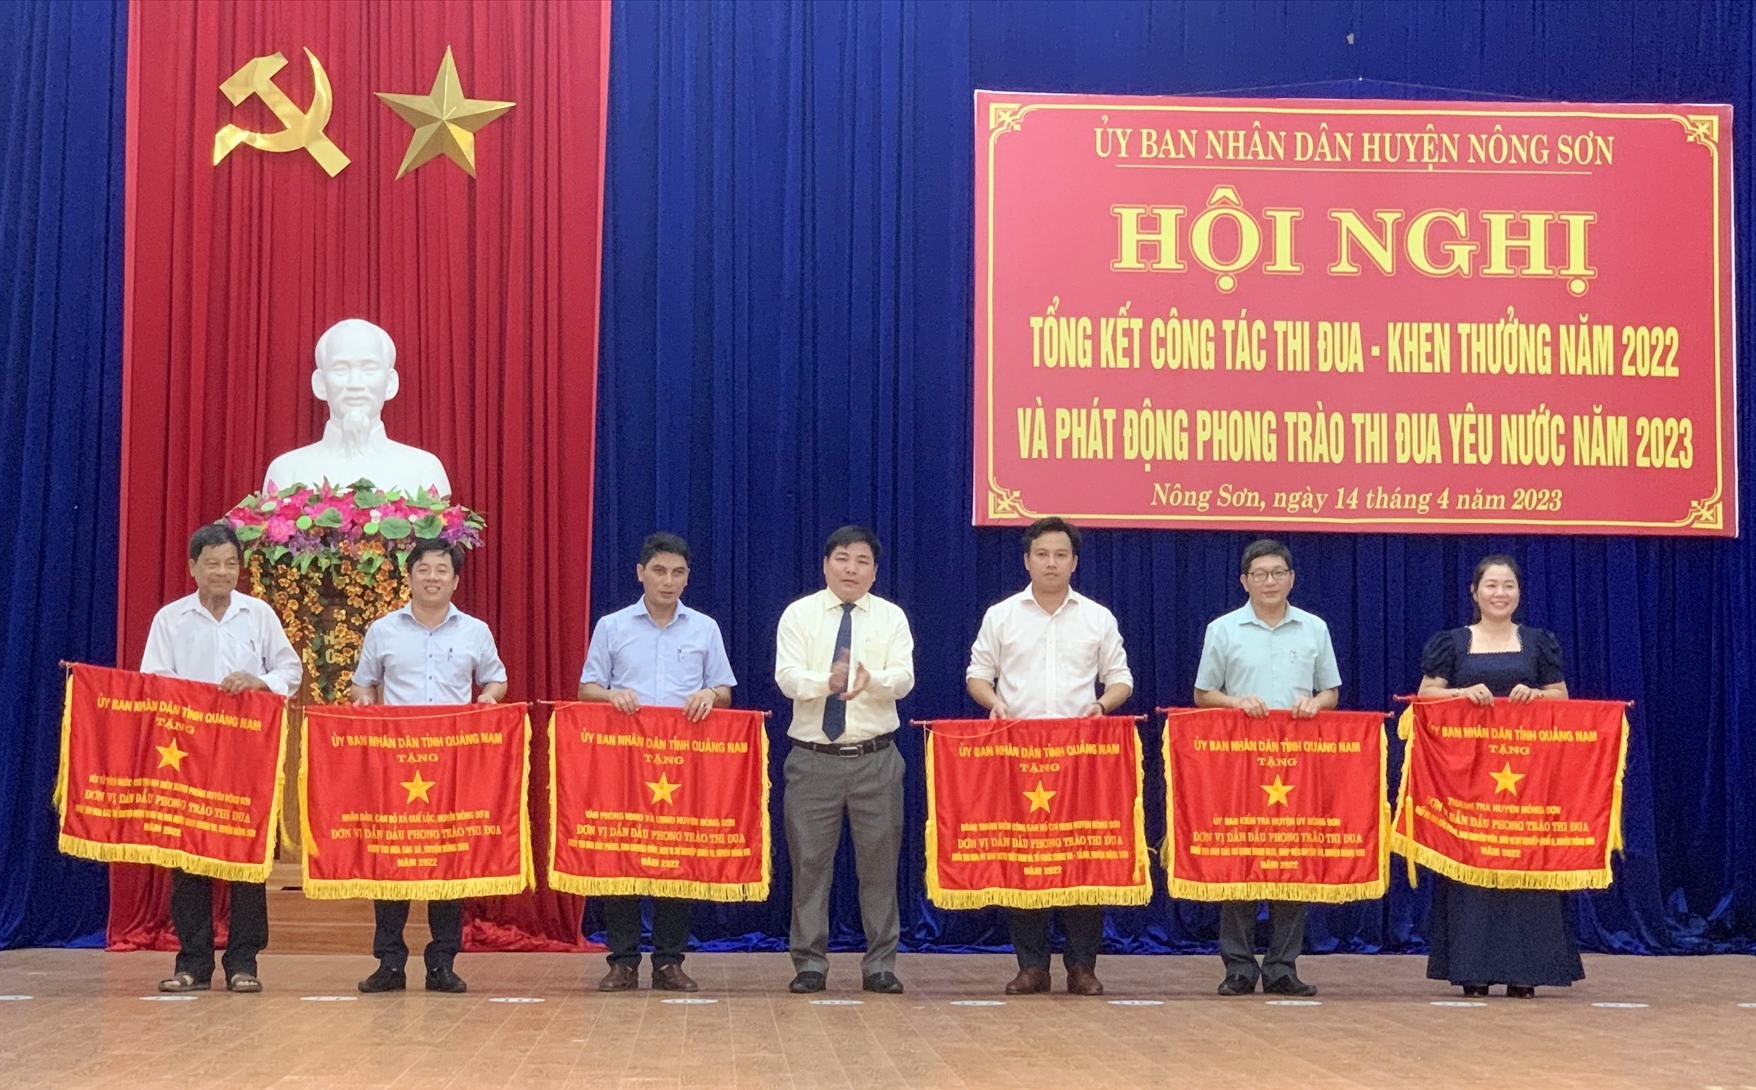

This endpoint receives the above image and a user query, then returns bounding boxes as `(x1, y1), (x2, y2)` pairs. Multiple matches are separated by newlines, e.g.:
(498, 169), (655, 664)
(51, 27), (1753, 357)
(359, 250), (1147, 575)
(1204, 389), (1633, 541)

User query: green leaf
(411, 514), (445, 539)
(352, 488), (386, 508)
(234, 524), (264, 542)
(264, 545), (290, 563)
(294, 553), (315, 573)
(364, 521), (381, 535)
(346, 478), (377, 493)
(313, 508), (344, 528)
(377, 516), (413, 540)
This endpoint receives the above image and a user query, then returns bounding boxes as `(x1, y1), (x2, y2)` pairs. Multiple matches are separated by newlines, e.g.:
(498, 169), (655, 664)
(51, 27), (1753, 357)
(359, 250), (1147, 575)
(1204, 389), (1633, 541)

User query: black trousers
(1008, 907), (1103, 970)
(372, 899), (462, 972)
(1218, 900), (1307, 984)
(170, 869), (267, 980)
(600, 896), (692, 968)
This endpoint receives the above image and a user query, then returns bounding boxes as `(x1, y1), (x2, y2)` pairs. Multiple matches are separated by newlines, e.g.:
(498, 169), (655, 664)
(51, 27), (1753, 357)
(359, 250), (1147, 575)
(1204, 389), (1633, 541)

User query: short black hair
(1022, 516), (1081, 556)
(1469, 554), (1522, 621)
(189, 523), (243, 564)
(639, 532), (690, 566)
(407, 538), (464, 575)
(1240, 538), (1292, 575)
(823, 525), (881, 563)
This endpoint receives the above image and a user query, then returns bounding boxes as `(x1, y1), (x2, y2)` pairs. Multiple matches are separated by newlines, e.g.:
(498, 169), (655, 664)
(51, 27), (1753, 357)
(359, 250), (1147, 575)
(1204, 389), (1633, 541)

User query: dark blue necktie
(823, 602), (855, 740)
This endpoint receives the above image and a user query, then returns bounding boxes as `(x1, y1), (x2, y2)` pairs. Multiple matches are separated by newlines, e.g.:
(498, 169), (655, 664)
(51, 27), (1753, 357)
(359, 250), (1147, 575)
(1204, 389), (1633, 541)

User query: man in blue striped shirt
(579, 532), (737, 993)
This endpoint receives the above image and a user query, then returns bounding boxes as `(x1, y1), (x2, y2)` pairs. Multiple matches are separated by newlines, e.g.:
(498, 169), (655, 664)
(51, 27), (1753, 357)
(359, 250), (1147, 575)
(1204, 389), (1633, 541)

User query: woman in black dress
(1416, 554), (1580, 998)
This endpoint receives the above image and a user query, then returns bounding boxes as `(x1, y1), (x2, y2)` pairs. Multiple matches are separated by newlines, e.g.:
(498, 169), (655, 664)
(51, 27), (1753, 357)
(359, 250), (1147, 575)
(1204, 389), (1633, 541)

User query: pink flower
(264, 517), (296, 543)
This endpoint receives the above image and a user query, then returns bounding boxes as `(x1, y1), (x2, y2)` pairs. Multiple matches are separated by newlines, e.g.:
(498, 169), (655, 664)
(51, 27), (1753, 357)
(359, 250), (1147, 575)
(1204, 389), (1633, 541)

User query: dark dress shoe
(862, 972), (905, 994)
(157, 971), (211, 993)
(1462, 984), (1490, 998)
(1263, 974), (1318, 997)
(1066, 965), (1104, 996)
(598, 964), (638, 992)
(1506, 985), (1537, 999)
(425, 967), (468, 993)
(788, 971), (827, 994)
(358, 966), (406, 993)
(653, 964), (699, 993)
(1004, 967), (1051, 995)
(225, 971), (262, 993)
(1217, 974), (1256, 996)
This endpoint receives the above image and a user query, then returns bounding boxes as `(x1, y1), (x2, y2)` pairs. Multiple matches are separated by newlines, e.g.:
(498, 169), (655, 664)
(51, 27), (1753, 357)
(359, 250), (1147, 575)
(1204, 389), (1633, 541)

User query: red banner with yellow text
(56, 664), (288, 882)
(975, 92), (1736, 535)
(1391, 699), (1628, 890)
(925, 717), (1150, 909)
(1162, 708), (1388, 902)
(547, 704), (770, 901)
(300, 703), (532, 899)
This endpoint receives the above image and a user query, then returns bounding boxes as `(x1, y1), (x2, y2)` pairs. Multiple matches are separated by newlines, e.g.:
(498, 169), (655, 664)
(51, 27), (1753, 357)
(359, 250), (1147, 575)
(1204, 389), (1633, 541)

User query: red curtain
(114, 0), (607, 951)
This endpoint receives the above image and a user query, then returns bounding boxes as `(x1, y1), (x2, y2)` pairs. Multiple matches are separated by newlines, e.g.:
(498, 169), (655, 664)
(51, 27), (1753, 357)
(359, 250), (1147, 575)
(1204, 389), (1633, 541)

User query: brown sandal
(226, 971), (262, 993)
(157, 971), (211, 993)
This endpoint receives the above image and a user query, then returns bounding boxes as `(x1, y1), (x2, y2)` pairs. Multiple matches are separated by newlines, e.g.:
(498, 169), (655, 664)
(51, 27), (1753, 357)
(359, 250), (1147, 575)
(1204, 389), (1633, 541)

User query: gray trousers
(783, 744), (903, 976)
(1219, 900), (1306, 984)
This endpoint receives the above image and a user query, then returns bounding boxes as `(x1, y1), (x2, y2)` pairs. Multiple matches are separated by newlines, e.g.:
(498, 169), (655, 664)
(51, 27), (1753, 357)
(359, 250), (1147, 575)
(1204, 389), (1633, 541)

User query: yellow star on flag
(155, 739), (188, 772)
(402, 771), (435, 804)
(375, 47), (514, 179)
(1023, 780), (1056, 813)
(1490, 762), (1525, 795)
(647, 773), (681, 805)
(1261, 774), (1294, 806)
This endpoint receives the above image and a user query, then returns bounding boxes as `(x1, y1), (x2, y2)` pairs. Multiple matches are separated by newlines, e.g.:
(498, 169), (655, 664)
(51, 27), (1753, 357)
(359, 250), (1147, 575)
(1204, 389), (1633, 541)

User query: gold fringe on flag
(55, 670), (288, 884)
(544, 708), (773, 903)
(1160, 712), (1390, 904)
(1389, 706), (1630, 892)
(923, 721), (1153, 911)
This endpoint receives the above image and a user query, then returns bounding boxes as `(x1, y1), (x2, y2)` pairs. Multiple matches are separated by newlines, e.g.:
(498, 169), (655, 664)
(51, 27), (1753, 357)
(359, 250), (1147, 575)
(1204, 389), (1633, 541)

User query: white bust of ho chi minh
(262, 318), (452, 498)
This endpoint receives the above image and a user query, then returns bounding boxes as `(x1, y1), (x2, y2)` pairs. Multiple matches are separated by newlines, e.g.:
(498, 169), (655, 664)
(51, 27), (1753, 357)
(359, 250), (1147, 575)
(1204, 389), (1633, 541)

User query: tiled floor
(1, 949), (1752, 1089)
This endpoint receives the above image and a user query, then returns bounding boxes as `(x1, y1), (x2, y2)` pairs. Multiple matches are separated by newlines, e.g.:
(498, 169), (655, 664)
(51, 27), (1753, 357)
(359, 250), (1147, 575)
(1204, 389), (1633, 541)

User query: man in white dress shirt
(350, 538), (508, 995)
(966, 517), (1132, 997)
(774, 526), (915, 995)
(140, 524), (302, 994)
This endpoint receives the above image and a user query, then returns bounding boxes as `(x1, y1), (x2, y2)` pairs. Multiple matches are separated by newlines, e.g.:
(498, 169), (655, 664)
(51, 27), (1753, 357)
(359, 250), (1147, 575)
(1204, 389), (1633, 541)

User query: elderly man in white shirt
(774, 525), (915, 995)
(351, 538), (508, 996)
(141, 524), (301, 994)
(966, 517), (1132, 997)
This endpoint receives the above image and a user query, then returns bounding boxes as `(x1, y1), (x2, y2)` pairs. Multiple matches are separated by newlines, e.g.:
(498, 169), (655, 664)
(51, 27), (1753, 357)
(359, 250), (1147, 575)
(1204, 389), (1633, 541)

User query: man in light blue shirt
(1194, 539), (1341, 999)
(351, 539), (509, 996)
(579, 532), (736, 993)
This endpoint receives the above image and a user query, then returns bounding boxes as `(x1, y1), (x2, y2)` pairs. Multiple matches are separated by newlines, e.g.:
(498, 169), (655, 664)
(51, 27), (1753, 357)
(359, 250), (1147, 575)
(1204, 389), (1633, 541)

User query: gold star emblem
(1261, 774), (1294, 806)
(401, 771), (436, 804)
(646, 773), (681, 805)
(155, 740), (188, 772)
(375, 46), (514, 179)
(1023, 780), (1056, 813)
(1490, 762), (1525, 795)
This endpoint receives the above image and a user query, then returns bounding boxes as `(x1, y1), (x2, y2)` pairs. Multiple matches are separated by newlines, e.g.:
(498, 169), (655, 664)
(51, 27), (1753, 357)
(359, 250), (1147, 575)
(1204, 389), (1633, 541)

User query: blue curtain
(594, 0), (1756, 956)
(0, 0), (127, 948)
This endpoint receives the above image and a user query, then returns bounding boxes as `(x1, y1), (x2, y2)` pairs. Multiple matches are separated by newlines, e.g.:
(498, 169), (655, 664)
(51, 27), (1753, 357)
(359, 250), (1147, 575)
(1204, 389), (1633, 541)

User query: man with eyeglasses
(1193, 538), (1340, 999)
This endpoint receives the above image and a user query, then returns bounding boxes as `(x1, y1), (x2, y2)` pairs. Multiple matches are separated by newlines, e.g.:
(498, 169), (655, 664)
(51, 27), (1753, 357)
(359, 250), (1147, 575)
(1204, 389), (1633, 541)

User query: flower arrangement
(223, 480), (487, 704)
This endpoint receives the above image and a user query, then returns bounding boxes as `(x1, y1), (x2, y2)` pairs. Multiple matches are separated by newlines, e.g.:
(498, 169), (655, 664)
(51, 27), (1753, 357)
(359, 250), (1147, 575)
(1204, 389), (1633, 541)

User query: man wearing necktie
(774, 526), (916, 995)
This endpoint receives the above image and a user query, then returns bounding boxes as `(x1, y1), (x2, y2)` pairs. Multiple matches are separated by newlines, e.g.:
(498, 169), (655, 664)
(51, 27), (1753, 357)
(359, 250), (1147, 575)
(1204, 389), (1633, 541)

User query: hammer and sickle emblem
(212, 48), (350, 176)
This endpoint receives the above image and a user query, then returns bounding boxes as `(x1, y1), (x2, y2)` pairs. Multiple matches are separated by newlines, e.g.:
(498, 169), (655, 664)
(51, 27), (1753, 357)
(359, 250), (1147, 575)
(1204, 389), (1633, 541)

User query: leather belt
(791, 735), (894, 757)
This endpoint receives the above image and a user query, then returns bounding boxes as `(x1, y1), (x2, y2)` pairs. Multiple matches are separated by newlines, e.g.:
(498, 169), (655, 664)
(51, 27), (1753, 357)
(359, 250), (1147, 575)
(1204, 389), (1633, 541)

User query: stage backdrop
(592, 0), (1754, 957)
(111, 0), (608, 951)
(4, 0), (1753, 956)
(975, 93), (1736, 536)
(0, 0), (125, 948)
